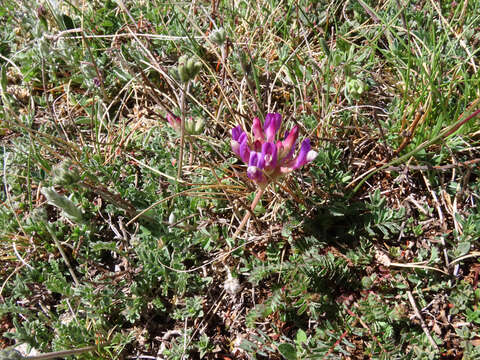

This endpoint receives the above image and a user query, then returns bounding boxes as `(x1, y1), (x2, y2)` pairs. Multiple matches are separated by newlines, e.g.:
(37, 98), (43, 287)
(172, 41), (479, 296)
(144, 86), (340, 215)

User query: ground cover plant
(1, 0), (480, 359)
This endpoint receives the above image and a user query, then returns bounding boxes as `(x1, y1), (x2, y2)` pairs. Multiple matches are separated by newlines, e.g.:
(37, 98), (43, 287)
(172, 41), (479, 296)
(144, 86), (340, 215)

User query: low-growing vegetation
(1, 0), (480, 359)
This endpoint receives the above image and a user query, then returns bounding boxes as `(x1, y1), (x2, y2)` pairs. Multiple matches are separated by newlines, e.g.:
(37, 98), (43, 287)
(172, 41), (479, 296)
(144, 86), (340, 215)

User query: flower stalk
(177, 82), (188, 180)
(172, 54), (202, 181)
(231, 187), (265, 242)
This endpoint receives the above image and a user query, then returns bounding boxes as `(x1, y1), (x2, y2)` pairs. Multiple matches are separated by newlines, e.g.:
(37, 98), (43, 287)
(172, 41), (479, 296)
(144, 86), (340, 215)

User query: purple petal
(247, 167), (264, 182)
(260, 142), (277, 169)
(248, 151), (260, 168)
(238, 132), (247, 144)
(247, 152), (264, 182)
(278, 125), (298, 161)
(231, 139), (241, 156)
(231, 125), (245, 141)
(232, 126), (251, 162)
(239, 138), (250, 163)
(252, 117), (265, 142)
(292, 138), (311, 170)
(264, 113), (282, 142)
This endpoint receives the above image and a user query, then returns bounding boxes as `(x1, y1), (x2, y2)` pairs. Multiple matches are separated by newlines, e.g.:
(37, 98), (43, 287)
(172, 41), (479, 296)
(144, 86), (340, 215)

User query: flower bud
(252, 117), (264, 142)
(224, 273), (241, 295)
(187, 58), (202, 77)
(185, 117), (195, 134)
(37, 5), (47, 19)
(168, 212), (176, 225)
(184, 117), (205, 135)
(52, 160), (80, 186)
(346, 77), (367, 98)
(264, 113), (282, 142)
(176, 54), (202, 83)
(224, 267), (241, 295)
(209, 28), (226, 46)
(177, 55), (190, 83)
(279, 126), (298, 160)
(167, 113), (182, 133)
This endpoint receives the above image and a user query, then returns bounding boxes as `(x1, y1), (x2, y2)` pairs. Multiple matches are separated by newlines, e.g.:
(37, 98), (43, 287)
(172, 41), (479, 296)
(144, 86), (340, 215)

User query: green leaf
(90, 241), (118, 252)
(239, 339), (256, 352)
(295, 329), (307, 345)
(102, 20), (114, 27)
(278, 343), (296, 360)
(361, 275), (375, 289)
(455, 241), (470, 257)
(0, 65), (6, 93)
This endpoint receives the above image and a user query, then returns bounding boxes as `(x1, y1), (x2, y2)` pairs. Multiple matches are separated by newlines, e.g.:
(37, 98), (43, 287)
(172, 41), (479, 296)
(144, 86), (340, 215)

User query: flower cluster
(231, 113), (317, 187)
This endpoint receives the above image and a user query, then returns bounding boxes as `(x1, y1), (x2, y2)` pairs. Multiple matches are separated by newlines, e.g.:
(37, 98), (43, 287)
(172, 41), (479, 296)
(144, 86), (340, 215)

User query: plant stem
(231, 187), (265, 243)
(188, 141), (194, 166)
(25, 344), (102, 360)
(177, 82), (188, 181)
(45, 224), (80, 287)
(80, 32), (108, 100)
(221, 44), (226, 85)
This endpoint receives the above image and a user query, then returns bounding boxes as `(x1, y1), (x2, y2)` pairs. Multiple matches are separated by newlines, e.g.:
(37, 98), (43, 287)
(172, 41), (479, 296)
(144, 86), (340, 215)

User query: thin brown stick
(407, 291), (439, 350)
(24, 344), (102, 360)
(394, 109), (425, 155)
(443, 108), (480, 138)
(384, 158), (480, 172)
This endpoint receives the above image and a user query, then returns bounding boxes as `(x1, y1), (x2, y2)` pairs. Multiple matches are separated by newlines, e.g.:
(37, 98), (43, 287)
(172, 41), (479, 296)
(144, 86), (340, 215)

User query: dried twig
(395, 109), (425, 155)
(407, 291), (439, 350)
(384, 158), (480, 172)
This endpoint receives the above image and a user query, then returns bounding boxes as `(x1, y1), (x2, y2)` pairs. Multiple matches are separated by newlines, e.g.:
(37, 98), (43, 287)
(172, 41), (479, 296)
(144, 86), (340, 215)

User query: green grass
(1, 0), (480, 359)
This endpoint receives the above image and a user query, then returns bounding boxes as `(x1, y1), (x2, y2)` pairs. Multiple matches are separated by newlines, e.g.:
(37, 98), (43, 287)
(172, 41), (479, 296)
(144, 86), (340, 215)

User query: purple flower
(231, 125), (250, 162)
(231, 113), (317, 187)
